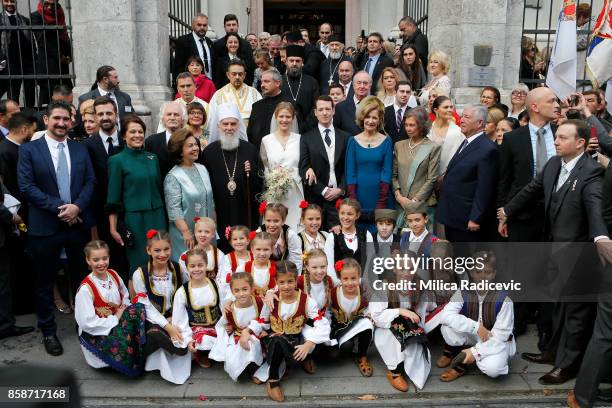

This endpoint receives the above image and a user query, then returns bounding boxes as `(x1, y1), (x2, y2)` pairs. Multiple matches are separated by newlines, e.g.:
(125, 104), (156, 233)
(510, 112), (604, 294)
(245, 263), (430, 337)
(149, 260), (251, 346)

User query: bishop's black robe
(246, 91), (293, 150)
(281, 73), (319, 133)
(319, 55), (353, 95)
(200, 140), (263, 252)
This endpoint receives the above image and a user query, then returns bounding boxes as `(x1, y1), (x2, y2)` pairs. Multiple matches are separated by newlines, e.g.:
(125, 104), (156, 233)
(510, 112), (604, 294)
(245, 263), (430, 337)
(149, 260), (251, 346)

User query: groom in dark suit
(17, 101), (96, 356)
(83, 96), (127, 274)
(436, 104), (499, 242)
(500, 120), (608, 387)
(299, 96), (349, 229)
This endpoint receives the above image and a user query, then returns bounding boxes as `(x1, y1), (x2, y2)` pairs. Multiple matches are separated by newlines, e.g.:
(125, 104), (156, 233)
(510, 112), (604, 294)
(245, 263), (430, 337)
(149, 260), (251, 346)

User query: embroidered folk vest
(228, 251), (253, 273)
(245, 261), (277, 296)
(269, 291), (309, 335)
(139, 261), (182, 318)
(460, 290), (506, 331)
(297, 274), (332, 312)
(183, 278), (221, 327)
(226, 296), (264, 338)
(80, 269), (123, 318)
(330, 286), (368, 324)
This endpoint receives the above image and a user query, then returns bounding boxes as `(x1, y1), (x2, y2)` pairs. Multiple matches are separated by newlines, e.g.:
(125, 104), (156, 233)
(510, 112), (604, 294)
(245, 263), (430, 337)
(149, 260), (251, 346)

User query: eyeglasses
(511, 91), (526, 96)
(189, 111), (204, 116)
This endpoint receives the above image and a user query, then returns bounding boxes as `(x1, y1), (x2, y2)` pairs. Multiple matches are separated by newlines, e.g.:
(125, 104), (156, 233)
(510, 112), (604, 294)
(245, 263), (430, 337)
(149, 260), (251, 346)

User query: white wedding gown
(261, 132), (304, 230)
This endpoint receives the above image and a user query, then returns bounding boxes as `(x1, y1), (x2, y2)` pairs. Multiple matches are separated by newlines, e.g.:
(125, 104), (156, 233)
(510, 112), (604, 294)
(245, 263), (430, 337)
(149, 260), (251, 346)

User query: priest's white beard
(329, 50), (343, 60)
(220, 131), (240, 151)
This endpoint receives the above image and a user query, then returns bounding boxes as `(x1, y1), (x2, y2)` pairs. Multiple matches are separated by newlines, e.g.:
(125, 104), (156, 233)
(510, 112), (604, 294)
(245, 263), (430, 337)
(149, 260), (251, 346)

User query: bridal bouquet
(264, 166), (293, 202)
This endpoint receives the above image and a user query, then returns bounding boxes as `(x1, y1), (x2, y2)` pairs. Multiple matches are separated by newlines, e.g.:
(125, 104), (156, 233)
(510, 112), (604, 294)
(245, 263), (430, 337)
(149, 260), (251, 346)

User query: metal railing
(168, 0), (201, 41)
(405, 0), (429, 35)
(0, 0), (75, 108)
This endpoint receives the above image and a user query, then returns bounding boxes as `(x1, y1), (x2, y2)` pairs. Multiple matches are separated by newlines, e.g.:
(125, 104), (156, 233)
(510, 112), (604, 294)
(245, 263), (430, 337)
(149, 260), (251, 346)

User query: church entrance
(263, 0), (345, 44)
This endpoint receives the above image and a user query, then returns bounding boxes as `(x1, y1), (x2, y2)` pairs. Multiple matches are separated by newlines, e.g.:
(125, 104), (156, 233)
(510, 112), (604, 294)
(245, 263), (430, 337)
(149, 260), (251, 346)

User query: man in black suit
(383, 81), (412, 144)
(333, 71), (372, 135)
(78, 65), (134, 122)
(82, 96), (127, 274)
(436, 105), (498, 243)
(399, 16), (429, 68)
(247, 68), (292, 150)
(145, 101), (185, 180)
(299, 96), (349, 229)
(500, 120), (608, 386)
(0, 0), (37, 108)
(337, 60), (355, 99)
(212, 14), (254, 64)
(173, 13), (214, 84)
(497, 87), (559, 339)
(0, 112), (36, 219)
(0, 112), (36, 341)
(570, 109), (612, 408)
(354, 32), (394, 93)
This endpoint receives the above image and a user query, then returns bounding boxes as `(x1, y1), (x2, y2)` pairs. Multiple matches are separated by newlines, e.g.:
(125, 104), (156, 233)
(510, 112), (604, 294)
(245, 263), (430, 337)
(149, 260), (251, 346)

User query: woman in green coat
(107, 116), (167, 275)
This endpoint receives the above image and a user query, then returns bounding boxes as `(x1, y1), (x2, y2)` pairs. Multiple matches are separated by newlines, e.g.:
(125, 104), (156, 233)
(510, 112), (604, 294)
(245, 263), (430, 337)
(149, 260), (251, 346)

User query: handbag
(116, 218), (135, 248)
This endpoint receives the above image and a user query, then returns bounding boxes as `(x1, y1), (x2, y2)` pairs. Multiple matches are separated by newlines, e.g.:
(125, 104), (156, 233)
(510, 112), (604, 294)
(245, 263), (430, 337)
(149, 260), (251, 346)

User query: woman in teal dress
(164, 128), (215, 261)
(345, 96), (393, 232)
(107, 116), (167, 274)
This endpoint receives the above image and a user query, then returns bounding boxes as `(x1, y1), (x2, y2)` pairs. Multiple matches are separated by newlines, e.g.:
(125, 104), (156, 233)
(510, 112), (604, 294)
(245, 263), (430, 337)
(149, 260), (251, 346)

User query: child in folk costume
(259, 202), (303, 273)
(296, 249), (334, 374)
(178, 217), (224, 281)
(330, 258), (374, 377)
(172, 248), (222, 369)
(75, 240), (147, 377)
(364, 209), (401, 286)
(438, 251), (516, 382)
(253, 261), (331, 402)
(132, 230), (191, 384)
(244, 232), (278, 297)
(333, 198), (367, 267)
(399, 204), (438, 258)
(209, 273), (267, 381)
(370, 250), (433, 392)
(217, 225), (253, 300)
(298, 201), (336, 282)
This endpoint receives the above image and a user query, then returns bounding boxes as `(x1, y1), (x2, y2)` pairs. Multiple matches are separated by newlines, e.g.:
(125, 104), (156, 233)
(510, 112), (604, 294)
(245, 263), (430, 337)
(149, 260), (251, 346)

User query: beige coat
(392, 138), (441, 212)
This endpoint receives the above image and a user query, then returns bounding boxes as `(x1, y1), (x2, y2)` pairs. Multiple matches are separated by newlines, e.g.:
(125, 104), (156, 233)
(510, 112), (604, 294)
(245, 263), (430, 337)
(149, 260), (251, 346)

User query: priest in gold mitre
(208, 59), (262, 129)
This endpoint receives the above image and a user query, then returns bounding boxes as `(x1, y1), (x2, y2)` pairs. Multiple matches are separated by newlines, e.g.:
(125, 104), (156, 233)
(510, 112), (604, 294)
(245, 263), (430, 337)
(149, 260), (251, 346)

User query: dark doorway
(264, 0), (345, 43)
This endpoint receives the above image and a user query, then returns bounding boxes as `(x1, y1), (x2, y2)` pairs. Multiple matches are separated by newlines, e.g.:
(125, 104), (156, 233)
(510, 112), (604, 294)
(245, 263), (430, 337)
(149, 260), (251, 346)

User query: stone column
(203, 0), (249, 37)
(71, 0), (172, 130)
(427, 0), (523, 108)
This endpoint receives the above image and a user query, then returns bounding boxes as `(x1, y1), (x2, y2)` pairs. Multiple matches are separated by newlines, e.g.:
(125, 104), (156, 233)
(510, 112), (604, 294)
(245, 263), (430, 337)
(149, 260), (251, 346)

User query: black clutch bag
(116, 219), (135, 248)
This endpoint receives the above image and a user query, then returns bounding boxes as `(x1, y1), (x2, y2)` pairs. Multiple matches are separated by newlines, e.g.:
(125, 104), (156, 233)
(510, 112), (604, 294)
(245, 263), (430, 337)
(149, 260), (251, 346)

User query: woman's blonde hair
(428, 50), (450, 75)
(355, 95), (385, 131)
(376, 67), (400, 99)
(487, 107), (506, 127)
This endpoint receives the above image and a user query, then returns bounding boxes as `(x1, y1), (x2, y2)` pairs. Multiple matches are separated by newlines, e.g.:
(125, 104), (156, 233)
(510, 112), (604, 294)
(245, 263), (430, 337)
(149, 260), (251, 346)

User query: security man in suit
(78, 65), (135, 122)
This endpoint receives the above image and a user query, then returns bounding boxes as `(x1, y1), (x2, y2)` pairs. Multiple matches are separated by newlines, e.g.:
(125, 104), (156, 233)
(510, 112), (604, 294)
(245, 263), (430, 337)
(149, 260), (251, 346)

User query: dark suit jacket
(319, 55), (353, 95)
(174, 32), (215, 85)
(356, 52), (394, 93)
(145, 131), (173, 180)
(383, 104), (409, 145)
(213, 53), (255, 88)
(0, 139), (20, 200)
(246, 92), (293, 150)
(403, 29), (429, 68)
(302, 43), (326, 81)
(17, 137), (95, 236)
(505, 154), (607, 242)
(333, 99), (361, 136)
(497, 124), (557, 218)
(299, 126), (349, 202)
(77, 88), (134, 120)
(83, 133), (123, 228)
(436, 133), (499, 230)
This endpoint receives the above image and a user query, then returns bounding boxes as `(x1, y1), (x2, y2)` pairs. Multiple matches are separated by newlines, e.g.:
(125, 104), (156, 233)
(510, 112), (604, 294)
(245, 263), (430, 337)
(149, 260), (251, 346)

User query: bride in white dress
(260, 102), (304, 231)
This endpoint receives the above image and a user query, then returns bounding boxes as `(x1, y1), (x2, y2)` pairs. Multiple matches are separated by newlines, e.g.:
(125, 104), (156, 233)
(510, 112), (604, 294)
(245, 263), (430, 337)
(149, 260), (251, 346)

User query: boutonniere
(571, 179), (577, 191)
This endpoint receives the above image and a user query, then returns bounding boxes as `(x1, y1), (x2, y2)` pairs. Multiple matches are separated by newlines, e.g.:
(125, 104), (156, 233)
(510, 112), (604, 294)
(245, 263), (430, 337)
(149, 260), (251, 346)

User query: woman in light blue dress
(164, 128), (215, 260)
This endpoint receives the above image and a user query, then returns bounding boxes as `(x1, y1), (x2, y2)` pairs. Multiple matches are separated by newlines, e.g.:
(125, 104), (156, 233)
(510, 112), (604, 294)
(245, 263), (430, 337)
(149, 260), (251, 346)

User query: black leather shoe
(43, 335), (63, 356)
(521, 351), (555, 365)
(538, 367), (576, 385)
(0, 325), (34, 340)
